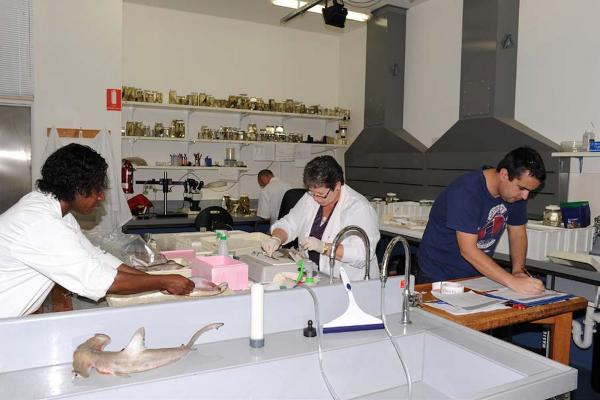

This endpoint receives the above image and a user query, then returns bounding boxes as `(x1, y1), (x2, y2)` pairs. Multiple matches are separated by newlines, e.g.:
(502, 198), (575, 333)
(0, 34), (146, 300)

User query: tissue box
(192, 255), (248, 290)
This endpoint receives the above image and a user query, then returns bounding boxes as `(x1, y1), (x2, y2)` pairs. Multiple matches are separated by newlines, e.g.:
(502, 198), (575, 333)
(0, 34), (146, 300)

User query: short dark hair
(258, 169), (273, 179)
(37, 143), (108, 202)
(303, 155), (344, 190)
(496, 146), (546, 182)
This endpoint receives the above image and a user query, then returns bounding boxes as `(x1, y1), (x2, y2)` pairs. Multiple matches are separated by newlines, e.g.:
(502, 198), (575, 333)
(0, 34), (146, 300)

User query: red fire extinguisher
(121, 160), (134, 194)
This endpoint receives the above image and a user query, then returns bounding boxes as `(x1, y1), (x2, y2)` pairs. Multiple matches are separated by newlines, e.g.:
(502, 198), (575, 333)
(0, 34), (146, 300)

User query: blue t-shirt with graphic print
(417, 169), (528, 282)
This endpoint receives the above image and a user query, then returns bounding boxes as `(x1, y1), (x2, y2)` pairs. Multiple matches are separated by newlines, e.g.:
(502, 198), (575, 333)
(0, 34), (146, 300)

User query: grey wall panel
(346, 180), (383, 197)
(380, 169), (425, 185)
(426, 152), (505, 170)
(378, 153), (424, 169)
(365, 6), (407, 129)
(0, 105), (31, 213)
(425, 170), (469, 187)
(460, 0), (520, 119)
(346, 167), (379, 181)
(536, 173), (558, 194)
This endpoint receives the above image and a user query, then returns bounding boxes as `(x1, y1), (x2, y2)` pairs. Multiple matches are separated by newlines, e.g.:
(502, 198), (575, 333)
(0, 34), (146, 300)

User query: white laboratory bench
(0, 276), (576, 399)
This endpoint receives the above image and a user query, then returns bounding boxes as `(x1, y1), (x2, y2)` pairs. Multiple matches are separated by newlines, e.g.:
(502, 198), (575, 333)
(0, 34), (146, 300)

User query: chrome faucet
(329, 225), (371, 284)
(380, 235), (417, 325)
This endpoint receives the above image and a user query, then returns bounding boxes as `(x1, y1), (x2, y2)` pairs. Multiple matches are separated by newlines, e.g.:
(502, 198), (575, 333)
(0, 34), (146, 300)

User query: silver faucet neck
(329, 226), (371, 284)
(380, 235), (412, 325)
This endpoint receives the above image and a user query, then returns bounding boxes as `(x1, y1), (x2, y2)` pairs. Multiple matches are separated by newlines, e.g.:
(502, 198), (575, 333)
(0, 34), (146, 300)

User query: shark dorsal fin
(122, 327), (146, 354)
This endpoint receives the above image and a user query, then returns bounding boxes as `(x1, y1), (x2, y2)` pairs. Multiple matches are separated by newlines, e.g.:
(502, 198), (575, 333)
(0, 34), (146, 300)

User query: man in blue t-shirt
(418, 147), (546, 295)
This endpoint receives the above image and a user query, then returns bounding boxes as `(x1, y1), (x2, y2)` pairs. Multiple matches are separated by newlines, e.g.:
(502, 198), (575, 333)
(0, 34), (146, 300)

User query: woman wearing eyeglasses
(261, 155), (380, 281)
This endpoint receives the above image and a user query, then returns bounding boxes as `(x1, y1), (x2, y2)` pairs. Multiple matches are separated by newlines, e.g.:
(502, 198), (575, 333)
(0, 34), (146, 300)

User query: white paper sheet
(275, 144), (295, 161)
(431, 290), (503, 311)
(252, 143), (275, 161)
(462, 277), (506, 292)
(426, 301), (508, 315)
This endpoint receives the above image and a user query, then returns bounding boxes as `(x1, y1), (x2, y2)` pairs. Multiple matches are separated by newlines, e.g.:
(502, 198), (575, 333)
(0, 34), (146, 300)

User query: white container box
(373, 201), (432, 223)
(495, 221), (594, 261)
(152, 231), (268, 256)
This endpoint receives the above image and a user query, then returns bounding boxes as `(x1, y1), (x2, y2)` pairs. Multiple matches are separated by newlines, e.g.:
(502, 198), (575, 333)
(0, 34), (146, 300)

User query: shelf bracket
(577, 156), (584, 173)
(185, 110), (192, 137)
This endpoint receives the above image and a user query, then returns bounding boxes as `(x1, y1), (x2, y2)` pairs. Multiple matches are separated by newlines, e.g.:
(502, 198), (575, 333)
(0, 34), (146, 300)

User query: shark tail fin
(185, 322), (224, 349)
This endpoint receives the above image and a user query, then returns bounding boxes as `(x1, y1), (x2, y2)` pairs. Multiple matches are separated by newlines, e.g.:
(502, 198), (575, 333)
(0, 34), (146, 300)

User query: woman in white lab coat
(261, 156), (380, 281)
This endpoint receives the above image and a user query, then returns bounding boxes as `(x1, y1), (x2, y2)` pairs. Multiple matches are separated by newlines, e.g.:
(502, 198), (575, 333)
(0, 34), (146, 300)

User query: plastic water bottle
(217, 234), (228, 256)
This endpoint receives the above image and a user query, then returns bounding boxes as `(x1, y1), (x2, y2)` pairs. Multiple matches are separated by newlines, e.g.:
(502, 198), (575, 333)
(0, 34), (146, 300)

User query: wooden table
(415, 282), (588, 365)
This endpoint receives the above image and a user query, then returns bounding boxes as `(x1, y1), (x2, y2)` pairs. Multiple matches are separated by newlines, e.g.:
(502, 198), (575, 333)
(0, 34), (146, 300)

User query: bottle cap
(303, 320), (317, 337)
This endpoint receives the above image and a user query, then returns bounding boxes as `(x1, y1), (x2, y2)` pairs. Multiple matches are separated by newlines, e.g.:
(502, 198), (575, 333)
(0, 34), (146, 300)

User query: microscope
(183, 178), (204, 214)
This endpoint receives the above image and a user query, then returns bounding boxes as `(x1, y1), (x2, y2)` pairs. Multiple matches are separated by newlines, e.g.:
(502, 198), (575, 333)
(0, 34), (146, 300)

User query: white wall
(32, 0), (123, 182)
(516, 0), (600, 215)
(123, 3), (340, 106)
(122, 3), (355, 200)
(404, 0), (462, 147)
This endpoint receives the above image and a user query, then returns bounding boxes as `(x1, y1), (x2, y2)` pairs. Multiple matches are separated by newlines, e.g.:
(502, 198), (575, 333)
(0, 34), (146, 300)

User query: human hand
(299, 236), (325, 253)
(509, 275), (545, 295)
(261, 236), (281, 256)
(193, 277), (219, 291)
(162, 275), (195, 295)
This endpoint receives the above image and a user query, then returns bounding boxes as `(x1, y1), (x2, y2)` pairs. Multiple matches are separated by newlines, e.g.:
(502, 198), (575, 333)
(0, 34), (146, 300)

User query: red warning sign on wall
(106, 88), (122, 111)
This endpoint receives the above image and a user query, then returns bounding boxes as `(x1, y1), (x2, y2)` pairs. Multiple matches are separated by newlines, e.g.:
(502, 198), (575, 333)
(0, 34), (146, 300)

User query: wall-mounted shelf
(121, 136), (187, 142)
(191, 138), (349, 148)
(551, 152), (600, 157)
(551, 151), (600, 173)
(122, 101), (342, 121)
(134, 165), (248, 171)
(121, 136), (350, 148)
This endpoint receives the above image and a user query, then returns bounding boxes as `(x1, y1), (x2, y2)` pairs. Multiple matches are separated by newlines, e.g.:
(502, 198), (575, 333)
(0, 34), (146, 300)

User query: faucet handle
(408, 292), (422, 307)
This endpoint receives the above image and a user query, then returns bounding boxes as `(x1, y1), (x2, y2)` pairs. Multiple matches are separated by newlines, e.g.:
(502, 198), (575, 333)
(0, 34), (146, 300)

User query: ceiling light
(272, 0), (370, 23)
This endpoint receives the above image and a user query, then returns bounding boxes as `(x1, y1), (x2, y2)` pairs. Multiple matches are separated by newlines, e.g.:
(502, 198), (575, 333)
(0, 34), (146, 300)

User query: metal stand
(135, 171), (187, 218)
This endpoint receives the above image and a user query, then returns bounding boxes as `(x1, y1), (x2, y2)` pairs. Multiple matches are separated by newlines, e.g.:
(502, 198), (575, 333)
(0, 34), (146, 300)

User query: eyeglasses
(307, 188), (331, 199)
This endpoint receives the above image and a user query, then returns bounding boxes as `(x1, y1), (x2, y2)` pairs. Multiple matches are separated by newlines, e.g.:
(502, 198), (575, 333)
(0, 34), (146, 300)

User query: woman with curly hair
(0, 143), (194, 318)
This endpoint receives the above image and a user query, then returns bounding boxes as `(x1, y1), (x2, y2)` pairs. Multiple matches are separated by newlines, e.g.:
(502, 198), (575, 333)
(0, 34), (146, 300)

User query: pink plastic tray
(192, 255), (248, 291)
(160, 249), (197, 263)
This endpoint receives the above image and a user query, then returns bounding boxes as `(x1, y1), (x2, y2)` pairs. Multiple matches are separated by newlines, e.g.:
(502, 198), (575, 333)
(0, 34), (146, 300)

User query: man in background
(256, 169), (291, 225)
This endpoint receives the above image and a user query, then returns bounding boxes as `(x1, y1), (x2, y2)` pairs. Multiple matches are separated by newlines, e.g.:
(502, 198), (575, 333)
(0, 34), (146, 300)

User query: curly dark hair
(303, 155), (344, 190)
(496, 146), (546, 182)
(37, 143), (108, 202)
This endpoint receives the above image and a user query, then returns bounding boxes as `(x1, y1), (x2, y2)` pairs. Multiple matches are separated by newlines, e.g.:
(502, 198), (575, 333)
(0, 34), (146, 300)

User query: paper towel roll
(432, 281), (465, 294)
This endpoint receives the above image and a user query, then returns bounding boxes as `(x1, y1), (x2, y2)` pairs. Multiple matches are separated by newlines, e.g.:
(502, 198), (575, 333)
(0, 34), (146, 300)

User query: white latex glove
(261, 236), (281, 256)
(300, 236), (325, 254)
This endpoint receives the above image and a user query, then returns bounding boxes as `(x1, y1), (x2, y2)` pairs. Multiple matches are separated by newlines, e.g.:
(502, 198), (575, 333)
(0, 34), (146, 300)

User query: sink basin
(0, 276), (576, 399)
(8, 327), (569, 400)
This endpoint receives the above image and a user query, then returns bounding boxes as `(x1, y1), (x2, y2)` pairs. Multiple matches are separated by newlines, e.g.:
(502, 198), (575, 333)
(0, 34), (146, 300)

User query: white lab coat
(256, 177), (292, 224)
(271, 184), (380, 281)
(0, 191), (121, 318)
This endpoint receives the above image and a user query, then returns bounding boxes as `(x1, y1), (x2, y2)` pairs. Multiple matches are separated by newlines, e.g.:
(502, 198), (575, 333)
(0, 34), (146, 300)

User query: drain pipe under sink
(572, 288), (600, 349)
